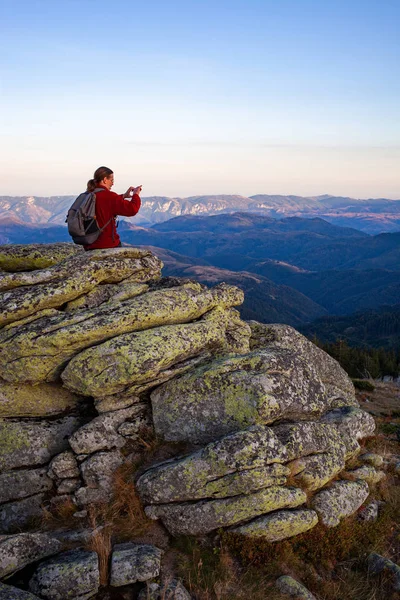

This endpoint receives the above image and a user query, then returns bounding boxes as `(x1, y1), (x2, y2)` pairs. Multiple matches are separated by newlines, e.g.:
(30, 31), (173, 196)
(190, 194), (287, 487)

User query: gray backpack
(66, 188), (112, 245)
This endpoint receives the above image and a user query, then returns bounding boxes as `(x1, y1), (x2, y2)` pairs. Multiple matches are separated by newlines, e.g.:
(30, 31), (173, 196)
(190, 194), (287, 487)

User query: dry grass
(40, 496), (79, 530)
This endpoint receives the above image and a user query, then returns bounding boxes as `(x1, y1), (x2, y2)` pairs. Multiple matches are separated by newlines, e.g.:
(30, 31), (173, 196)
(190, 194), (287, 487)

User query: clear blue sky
(1, 0), (399, 197)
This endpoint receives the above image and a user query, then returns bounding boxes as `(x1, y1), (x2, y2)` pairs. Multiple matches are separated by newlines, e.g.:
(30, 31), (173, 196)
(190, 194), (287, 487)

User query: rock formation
(0, 243), (385, 597)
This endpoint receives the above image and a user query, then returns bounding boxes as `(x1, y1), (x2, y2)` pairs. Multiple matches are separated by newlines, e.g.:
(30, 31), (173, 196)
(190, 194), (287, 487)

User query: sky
(1, 0), (399, 198)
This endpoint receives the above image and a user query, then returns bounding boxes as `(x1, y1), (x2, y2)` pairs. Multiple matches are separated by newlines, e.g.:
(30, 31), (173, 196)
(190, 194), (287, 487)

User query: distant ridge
(0, 193), (399, 233)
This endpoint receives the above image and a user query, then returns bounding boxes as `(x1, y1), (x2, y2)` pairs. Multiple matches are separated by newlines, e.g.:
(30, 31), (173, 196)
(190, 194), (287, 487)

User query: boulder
(232, 509), (318, 541)
(145, 486), (306, 536)
(110, 543), (162, 587)
(0, 243), (80, 272)
(359, 452), (384, 468)
(48, 452), (80, 480)
(0, 417), (82, 472)
(0, 582), (41, 599)
(56, 478), (80, 494)
(29, 550), (99, 599)
(0, 468), (53, 503)
(0, 381), (82, 418)
(0, 533), (62, 578)
(151, 347), (334, 444)
(79, 450), (124, 489)
(68, 404), (148, 454)
(275, 575), (317, 599)
(249, 322), (356, 406)
(292, 450), (345, 491)
(0, 494), (45, 534)
(320, 406), (375, 439)
(0, 282), (243, 384)
(0, 248), (162, 327)
(312, 480), (369, 527)
(344, 466), (385, 484)
(136, 425), (289, 504)
(62, 306), (247, 397)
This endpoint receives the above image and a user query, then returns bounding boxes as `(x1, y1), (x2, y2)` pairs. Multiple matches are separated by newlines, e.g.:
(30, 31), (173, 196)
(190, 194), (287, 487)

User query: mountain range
(1, 193), (400, 233)
(0, 209), (399, 342)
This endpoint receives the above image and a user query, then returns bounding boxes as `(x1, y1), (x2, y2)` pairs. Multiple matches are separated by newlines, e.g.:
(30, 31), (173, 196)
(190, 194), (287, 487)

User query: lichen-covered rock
(292, 450), (345, 491)
(0, 243), (81, 272)
(76, 450), (124, 505)
(0, 468), (52, 503)
(0, 417), (82, 472)
(110, 543), (162, 587)
(0, 582), (41, 599)
(358, 500), (379, 521)
(0, 494), (45, 533)
(0, 533), (62, 578)
(344, 466), (385, 484)
(0, 247), (162, 326)
(0, 381), (82, 418)
(0, 282), (243, 384)
(137, 425), (289, 504)
(145, 486), (306, 536)
(321, 406), (375, 439)
(64, 283), (118, 312)
(47, 451), (80, 480)
(151, 347), (331, 444)
(275, 575), (317, 599)
(56, 478), (80, 494)
(231, 509), (318, 540)
(249, 322), (356, 407)
(68, 404), (148, 454)
(29, 550), (99, 599)
(312, 480), (369, 527)
(273, 421), (343, 460)
(359, 452), (384, 468)
(62, 306), (246, 397)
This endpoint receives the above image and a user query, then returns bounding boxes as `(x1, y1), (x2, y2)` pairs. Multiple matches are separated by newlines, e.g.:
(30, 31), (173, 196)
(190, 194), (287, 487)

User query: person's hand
(123, 187), (135, 198)
(132, 185), (142, 197)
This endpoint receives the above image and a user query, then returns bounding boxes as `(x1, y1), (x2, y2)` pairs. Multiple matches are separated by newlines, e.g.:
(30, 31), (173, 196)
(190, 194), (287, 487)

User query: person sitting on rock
(84, 166), (142, 250)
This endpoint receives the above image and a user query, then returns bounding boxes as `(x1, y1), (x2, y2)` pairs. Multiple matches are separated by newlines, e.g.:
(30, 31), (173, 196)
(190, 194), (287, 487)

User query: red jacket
(84, 185), (141, 250)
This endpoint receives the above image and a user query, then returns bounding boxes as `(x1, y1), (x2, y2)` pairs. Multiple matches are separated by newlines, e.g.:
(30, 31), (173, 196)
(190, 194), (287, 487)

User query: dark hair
(87, 166), (113, 192)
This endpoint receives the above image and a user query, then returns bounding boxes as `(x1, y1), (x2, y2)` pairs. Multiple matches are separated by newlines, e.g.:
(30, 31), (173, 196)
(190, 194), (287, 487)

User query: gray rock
(48, 451), (79, 480)
(312, 480), (369, 527)
(56, 478), (80, 494)
(344, 465), (385, 484)
(68, 404), (147, 454)
(0, 533), (62, 578)
(0, 417), (82, 472)
(320, 406), (375, 440)
(145, 486), (306, 536)
(29, 550), (99, 600)
(275, 575), (317, 599)
(293, 450), (345, 491)
(359, 452), (384, 468)
(0, 494), (45, 534)
(358, 500), (379, 522)
(151, 343), (347, 444)
(110, 543), (162, 587)
(232, 509), (318, 541)
(273, 421), (344, 460)
(138, 579), (191, 600)
(0, 582), (41, 599)
(0, 468), (53, 503)
(80, 450), (124, 489)
(74, 487), (111, 506)
(368, 552), (400, 591)
(137, 425), (289, 504)
(249, 323), (356, 407)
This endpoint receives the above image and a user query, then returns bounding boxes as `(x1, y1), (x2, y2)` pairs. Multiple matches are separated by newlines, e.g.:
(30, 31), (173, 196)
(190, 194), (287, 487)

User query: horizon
(1, 0), (399, 198)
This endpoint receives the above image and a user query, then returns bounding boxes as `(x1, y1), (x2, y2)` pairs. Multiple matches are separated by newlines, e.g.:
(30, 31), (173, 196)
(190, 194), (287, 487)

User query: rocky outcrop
(0, 241), (382, 596)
